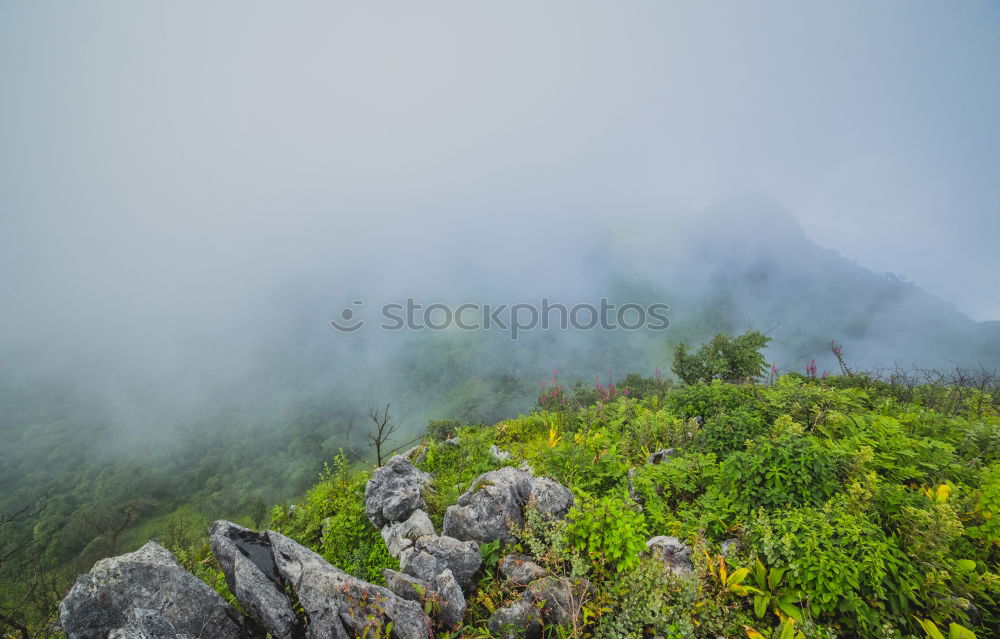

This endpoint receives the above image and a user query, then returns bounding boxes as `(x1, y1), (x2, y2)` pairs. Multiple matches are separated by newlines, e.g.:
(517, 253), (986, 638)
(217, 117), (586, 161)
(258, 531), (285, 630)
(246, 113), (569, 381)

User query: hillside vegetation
(5, 336), (1000, 639)
(255, 340), (1000, 638)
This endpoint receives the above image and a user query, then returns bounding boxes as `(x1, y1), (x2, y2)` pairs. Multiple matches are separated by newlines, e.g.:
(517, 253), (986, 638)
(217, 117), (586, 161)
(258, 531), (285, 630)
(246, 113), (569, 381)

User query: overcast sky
(2, 0), (998, 348)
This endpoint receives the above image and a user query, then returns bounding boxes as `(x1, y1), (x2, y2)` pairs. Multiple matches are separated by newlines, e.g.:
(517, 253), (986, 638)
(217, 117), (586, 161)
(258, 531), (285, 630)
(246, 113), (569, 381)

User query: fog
(2, 1), (999, 432)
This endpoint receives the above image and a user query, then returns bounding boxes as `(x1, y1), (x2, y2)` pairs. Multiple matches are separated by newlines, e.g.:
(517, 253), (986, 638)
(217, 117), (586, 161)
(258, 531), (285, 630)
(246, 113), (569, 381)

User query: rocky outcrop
(206, 520), (434, 639)
(499, 554), (547, 585)
(442, 467), (573, 545)
(59, 541), (250, 639)
(399, 534), (481, 592)
(382, 568), (466, 629)
(487, 598), (543, 639)
(364, 455), (484, 629)
(209, 521), (299, 638)
(268, 531), (431, 639)
(645, 536), (694, 576)
(526, 577), (592, 627)
(364, 455), (432, 530)
(380, 509), (435, 559)
(486, 576), (590, 637)
(63, 456), (578, 638)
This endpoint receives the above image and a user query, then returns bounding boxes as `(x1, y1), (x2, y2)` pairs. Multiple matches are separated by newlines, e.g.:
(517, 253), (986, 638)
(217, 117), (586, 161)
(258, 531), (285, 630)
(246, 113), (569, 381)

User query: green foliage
(591, 558), (695, 638)
(566, 495), (647, 573)
(747, 499), (919, 633)
(750, 558), (803, 623)
(7, 344), (1000, 638)
(426, 418), (462, 442)
(615, 373), (673, 402)
(723, 428), (846, 511)
(672, 330), (772, 385)
(269, 454), (395, 584)
(968, 464), (1000, 547)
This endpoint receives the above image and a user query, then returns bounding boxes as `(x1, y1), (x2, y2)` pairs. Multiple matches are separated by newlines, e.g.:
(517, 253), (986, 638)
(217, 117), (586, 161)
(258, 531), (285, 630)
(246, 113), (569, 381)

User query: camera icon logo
(330, 300), (365, 332)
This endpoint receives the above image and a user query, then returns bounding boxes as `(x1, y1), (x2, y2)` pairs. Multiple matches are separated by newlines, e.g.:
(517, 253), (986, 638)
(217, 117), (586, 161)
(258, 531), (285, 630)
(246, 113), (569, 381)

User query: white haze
(1, 1), (998, 429)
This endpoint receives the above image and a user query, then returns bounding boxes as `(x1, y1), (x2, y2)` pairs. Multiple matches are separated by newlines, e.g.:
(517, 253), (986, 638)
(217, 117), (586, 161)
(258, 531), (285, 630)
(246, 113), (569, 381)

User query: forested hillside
(5, 334), (1000, 638)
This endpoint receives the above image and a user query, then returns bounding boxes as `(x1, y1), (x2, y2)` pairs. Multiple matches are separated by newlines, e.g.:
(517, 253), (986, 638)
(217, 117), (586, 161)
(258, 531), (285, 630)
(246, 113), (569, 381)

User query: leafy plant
(914, 617), (978, 639)
(566, 496), (647, 573)
(672, 330), (771, 385)
(703, 551), (755, 597)
(750, 558), (803, 623)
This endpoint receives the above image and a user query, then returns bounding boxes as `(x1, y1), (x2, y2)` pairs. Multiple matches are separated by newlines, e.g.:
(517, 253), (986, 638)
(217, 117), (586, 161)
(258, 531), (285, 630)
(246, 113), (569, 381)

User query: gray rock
(490, 444), (512, 461)
(268, 530), (431, 639)
(721, 538), (739, 558)
(526, 576), (592, 627)
(442, 467), (531, 545)
(525, 477), (574, 520)
(646, 536), (694, 576)
(382, 568), (466, 630)
(364, 455), (432, 529)
(499, 554), (547, 585)
(380, 509), (435, 559)
(210, 520), (298, 639)
(487, 599), (543, 639)
(400, 534), (481, 592)
(443, 437), (460, 447)
(442, 467), (572, 546)
(59, 541), (249, 639)
(106, 608), (193, 639)
(383, 568), (432, 602)
(400, 444), (428, 465)
(430, 569), (466, 629)
(647, 448), (679, 464)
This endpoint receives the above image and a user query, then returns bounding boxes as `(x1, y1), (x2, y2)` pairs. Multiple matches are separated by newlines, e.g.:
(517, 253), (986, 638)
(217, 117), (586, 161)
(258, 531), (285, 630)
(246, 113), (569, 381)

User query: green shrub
(591, 558), (694, 639)
(692, 407), (769, 457)
(723, 428), (846, 511)
(566, 495), (647, 574)
(671, 330), (771, 385)
(630, 453), (722, 536)
(425, 418), (462, 441)
(269, 454), (394, 584)
(747, 500), (919, 634)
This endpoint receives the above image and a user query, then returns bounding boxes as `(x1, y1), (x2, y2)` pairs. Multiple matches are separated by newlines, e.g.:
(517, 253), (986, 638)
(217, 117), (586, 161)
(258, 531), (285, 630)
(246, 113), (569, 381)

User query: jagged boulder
(487, 598), (543, 639)
(380, 509), (435, 559)
(647, 448), (679, 464)
(383, 568), (466, 630)
(442, 467), (573, 545)
(210, 521), (299, 638)
(268, 530), (432, 639)
(365, 455), (432, 529)
(526, 576), (592, 627)
(59, 541), (250, 639)
(400, 444), (428, 465)
(486, 576), (590, 637)
(490, 444), (512, 460)
(499, 553), (547, 585)
(399, 534), (481, 592)
(524, 477), (574, 519)
(646, 536), (694, 576)
(106, 607), (201, 639)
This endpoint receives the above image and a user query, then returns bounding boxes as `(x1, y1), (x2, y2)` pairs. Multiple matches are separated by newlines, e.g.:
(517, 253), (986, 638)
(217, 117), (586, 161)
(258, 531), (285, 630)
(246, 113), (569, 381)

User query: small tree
(367, 403), (399, 467)
(672, 330), (771, 385)
(426, 419), (461, 442)
(248, 496), (268, 530)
